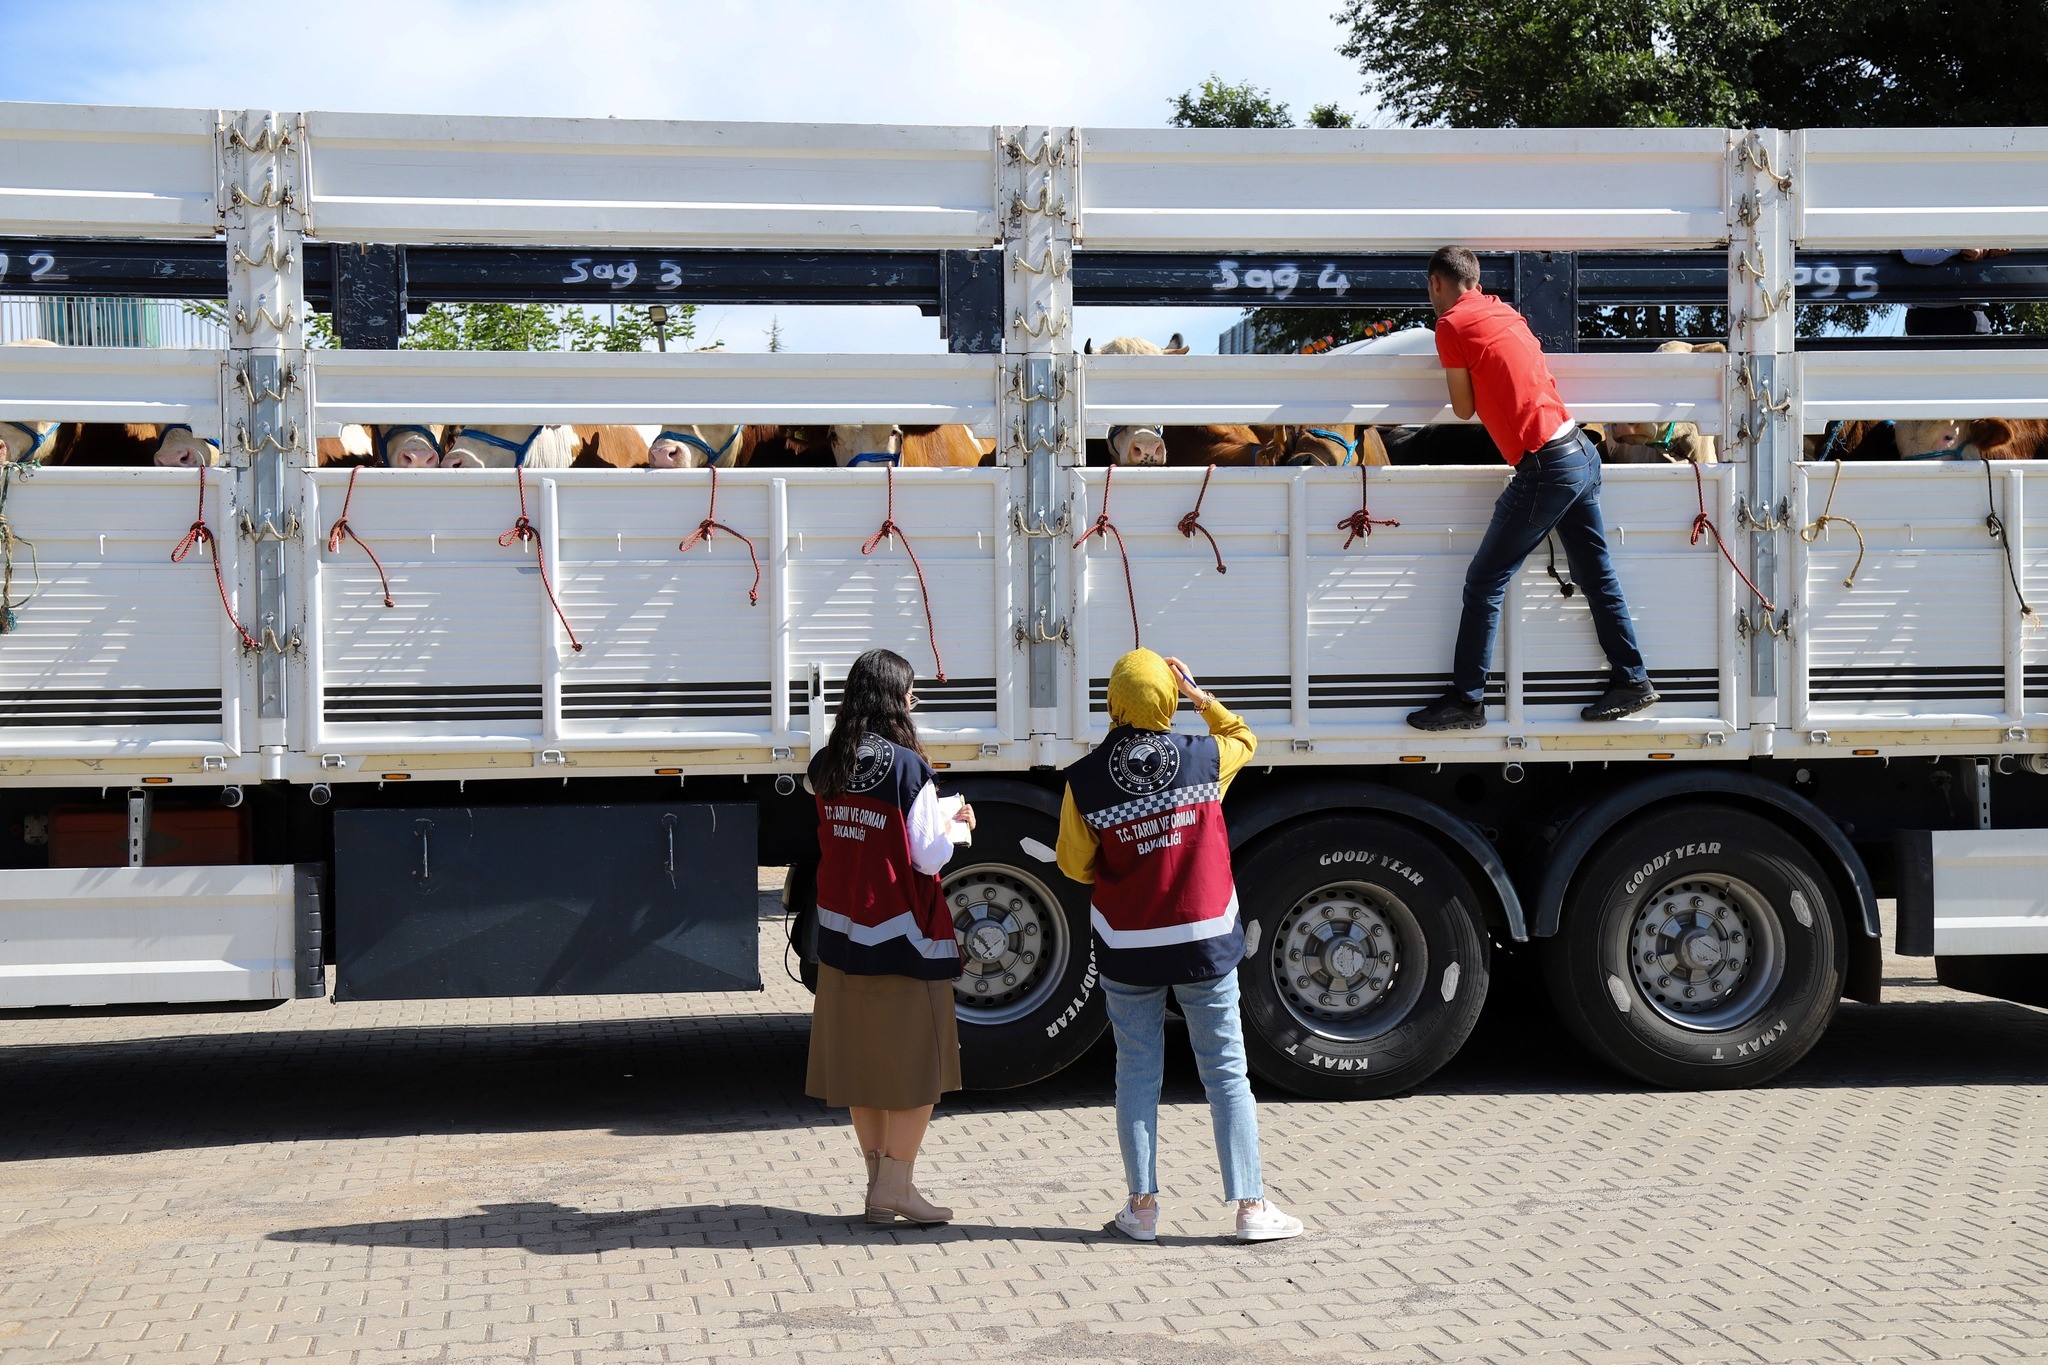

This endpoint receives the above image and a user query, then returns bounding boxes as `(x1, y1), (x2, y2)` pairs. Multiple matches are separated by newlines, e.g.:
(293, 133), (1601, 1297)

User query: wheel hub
(1274, 884), (1412, 1030)
(1629, 878), (1775, 1025)
(944, 866), (1067, 1026)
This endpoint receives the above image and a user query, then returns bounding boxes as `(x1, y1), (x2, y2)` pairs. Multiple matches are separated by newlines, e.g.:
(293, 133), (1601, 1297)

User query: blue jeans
(1452, 430), (1649, 705)
(1103, 971), (1263, 1203)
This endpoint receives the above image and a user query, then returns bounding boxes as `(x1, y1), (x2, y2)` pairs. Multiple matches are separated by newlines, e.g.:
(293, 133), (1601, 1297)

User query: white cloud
(17, 0), (1375, 352)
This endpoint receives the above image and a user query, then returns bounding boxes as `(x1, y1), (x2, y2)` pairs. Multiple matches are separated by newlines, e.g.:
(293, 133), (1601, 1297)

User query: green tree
(1335, 0), (2048, 335)
(1169, 78), (1422, 353)
(765, 317), (786, 352)
(399, 302), (685, 352)
(1168, 75), (1296, 129)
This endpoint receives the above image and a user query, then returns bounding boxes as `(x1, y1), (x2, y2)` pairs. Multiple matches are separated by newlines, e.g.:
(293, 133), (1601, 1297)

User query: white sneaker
(1113, 1198), (1159, 1242)
(1235, 1199), (1304, 1242)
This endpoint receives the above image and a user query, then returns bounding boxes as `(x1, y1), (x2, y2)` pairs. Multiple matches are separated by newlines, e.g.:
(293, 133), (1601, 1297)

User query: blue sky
(4, 0), (1370, 352)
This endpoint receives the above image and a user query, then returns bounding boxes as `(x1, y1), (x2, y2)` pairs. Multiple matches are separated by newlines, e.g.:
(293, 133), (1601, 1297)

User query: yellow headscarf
(1106, 648), (1177, 732)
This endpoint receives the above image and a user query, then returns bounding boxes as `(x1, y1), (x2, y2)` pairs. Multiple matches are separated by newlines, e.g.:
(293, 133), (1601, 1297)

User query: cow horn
(1083, 338), (1093, 354)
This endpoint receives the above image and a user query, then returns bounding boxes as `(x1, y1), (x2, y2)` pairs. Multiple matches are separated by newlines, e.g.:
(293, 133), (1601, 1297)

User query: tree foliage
(1334, 0), (2048, 336)
(1183, 2), (2048, 351)
(1168, 75), (1297, 129)
(402, 302), (686, 352)
(1336, 0), (2048, 131)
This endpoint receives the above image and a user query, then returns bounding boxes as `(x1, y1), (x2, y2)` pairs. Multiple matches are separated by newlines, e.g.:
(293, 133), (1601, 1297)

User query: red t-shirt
(1433, 291), (1574, 466)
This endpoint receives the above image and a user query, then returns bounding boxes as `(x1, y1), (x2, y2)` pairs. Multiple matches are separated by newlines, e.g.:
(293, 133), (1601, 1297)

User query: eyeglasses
(906, 691), (919, 710)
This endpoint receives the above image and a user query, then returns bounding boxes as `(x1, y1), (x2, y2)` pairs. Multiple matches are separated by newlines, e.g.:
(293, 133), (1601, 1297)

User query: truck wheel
(1542, 803), (1844, 1089)
(1235, 815), (1491, 1100)
(943, 798), (1103, 1090)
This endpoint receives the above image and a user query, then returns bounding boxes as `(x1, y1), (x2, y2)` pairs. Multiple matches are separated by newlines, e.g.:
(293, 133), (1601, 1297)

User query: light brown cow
(443, 425), (580, 470)
(1604, 341), (1724, 464)
(796, 424), (989, 468)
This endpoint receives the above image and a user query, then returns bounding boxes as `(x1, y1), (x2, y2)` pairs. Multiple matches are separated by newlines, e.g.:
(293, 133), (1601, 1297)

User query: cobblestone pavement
(3, 877), (2047, 1364)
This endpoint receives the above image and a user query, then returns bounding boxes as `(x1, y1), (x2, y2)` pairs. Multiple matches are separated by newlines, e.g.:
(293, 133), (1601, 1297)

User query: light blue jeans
(1103, 971), (1264, 1202)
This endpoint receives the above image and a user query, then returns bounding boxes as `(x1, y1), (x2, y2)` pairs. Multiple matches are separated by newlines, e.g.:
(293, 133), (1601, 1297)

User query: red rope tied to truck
(325, 465), (396, 608)
(1074, 464), (1140, 650)
(1688, 456), (1775, 614)
(1176, 464), (1228, 574)
(677, 465), (761, 606)
(1338, 461), (1400, 548)
(497, 465), (583, 653)
(170, 464), (258, 651)
(859, 465), (946, 681)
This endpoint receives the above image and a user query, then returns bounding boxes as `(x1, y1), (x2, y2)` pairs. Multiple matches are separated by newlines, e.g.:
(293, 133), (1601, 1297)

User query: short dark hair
(1428, 246), (1481, 290)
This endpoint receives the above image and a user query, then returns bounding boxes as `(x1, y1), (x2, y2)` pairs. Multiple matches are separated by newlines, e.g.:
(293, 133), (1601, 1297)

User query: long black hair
(815, 648), (922, 797)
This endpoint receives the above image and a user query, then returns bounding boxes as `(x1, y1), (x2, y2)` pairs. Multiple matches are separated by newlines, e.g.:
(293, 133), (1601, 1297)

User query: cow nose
(1133, 436), (1166, 465)
(649, 444), (679, 468)
(159, 449), (194, 467)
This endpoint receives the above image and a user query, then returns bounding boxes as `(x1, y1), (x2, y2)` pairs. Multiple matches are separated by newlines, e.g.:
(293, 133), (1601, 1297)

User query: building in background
(1, 297), (226, 347)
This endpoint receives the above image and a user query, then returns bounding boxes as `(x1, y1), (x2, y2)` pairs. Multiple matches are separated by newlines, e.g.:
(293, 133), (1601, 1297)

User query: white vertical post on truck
(1728, 127), (1798, 745)
(996, 126), (1080, 756)
(219, 109), (312, 777)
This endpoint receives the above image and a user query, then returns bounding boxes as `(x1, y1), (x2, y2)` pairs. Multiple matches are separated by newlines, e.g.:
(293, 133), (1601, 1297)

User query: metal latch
(1290, 738), (1314, 753)
(200, 754), (229, 771)
(538, 749), (566, 766)
(319, 753), (347, 769)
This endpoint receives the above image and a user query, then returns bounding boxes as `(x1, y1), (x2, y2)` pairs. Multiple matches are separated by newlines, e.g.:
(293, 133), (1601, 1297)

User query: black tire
(1235, 815), (1492, 1100)
(1542, 802), (1845, 1088)
(942, 795), (1104, 1090)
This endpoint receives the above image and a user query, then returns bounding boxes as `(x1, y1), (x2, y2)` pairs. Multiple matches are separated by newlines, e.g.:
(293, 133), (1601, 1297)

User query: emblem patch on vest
(1107, 731), (1181, 795)
(847, 735), (897, 793)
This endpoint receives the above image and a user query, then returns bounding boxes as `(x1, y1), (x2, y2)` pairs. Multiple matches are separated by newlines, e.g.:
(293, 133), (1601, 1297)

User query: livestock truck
(3, 103), (2047, 1099)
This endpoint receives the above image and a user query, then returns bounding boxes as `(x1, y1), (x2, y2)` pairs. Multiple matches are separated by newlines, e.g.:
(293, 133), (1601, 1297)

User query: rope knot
(169, 465), (258, 651)
(678, 468), (762, 606)
(500, 467), (583, 653)
(327, 465), (396, 608)
(860, 467), (946, 680)
(1338, 462), (1399, 549)
(1074, 466), (1140, 649)
(1176, 465), (1227, 574)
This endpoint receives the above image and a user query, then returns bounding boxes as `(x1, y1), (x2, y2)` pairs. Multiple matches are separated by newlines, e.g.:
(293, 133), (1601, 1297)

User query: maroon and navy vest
(810, 732), (960, 981)
(1065, 725), (1242, 986)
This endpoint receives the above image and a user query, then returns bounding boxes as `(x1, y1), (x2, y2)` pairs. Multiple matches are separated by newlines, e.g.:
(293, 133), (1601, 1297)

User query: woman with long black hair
(805, 648), (975, 1225)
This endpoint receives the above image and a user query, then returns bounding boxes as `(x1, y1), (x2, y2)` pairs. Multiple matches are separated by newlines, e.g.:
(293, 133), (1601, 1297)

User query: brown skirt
(805, 963), (962, 1110)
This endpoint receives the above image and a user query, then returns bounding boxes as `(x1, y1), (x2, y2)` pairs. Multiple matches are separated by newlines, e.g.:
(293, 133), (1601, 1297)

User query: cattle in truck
(442, 424), (581, 469)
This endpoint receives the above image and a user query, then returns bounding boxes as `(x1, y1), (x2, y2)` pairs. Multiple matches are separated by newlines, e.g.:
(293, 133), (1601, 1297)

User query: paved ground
(3, 877), (2047, 1365)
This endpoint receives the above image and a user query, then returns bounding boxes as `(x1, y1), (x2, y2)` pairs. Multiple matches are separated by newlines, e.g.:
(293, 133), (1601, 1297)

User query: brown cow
(782, 424), (988, 468)
(573, 425), (652, 469)
(1827, 417), (2047, 462)
(1265, 425), (1391, 467)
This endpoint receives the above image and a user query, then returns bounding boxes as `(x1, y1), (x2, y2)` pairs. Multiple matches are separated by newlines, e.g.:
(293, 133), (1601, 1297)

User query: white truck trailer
(2, 105), (2046, 1098)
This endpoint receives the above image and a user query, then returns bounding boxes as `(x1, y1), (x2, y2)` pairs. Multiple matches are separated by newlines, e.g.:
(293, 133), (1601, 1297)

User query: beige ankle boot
(863, 1150), (881, 1204)
(866, 1155), (952, 1225)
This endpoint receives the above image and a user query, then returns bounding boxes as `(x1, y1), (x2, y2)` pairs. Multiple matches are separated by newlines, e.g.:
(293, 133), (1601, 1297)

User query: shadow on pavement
(4, 959), (2047, 1164)
(267, 1200), (1099, 1254)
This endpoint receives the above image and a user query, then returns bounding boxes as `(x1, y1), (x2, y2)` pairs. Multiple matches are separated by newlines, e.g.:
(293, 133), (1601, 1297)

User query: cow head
(1892, 419), (1970, 460)
(0, 419), (57, 465)
(154, 425), (222, 468)
(377, 424), (446, 469)
(648, 426), (740, 470)
(827, 424), (905, 468)
(1106, 424), (1167, 466)
(443, 425), (576, 469)
(1274, 425), (1360, 466)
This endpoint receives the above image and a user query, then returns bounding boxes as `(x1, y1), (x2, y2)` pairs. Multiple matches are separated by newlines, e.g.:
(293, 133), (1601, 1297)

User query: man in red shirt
(1407, 245), (1656, 730)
